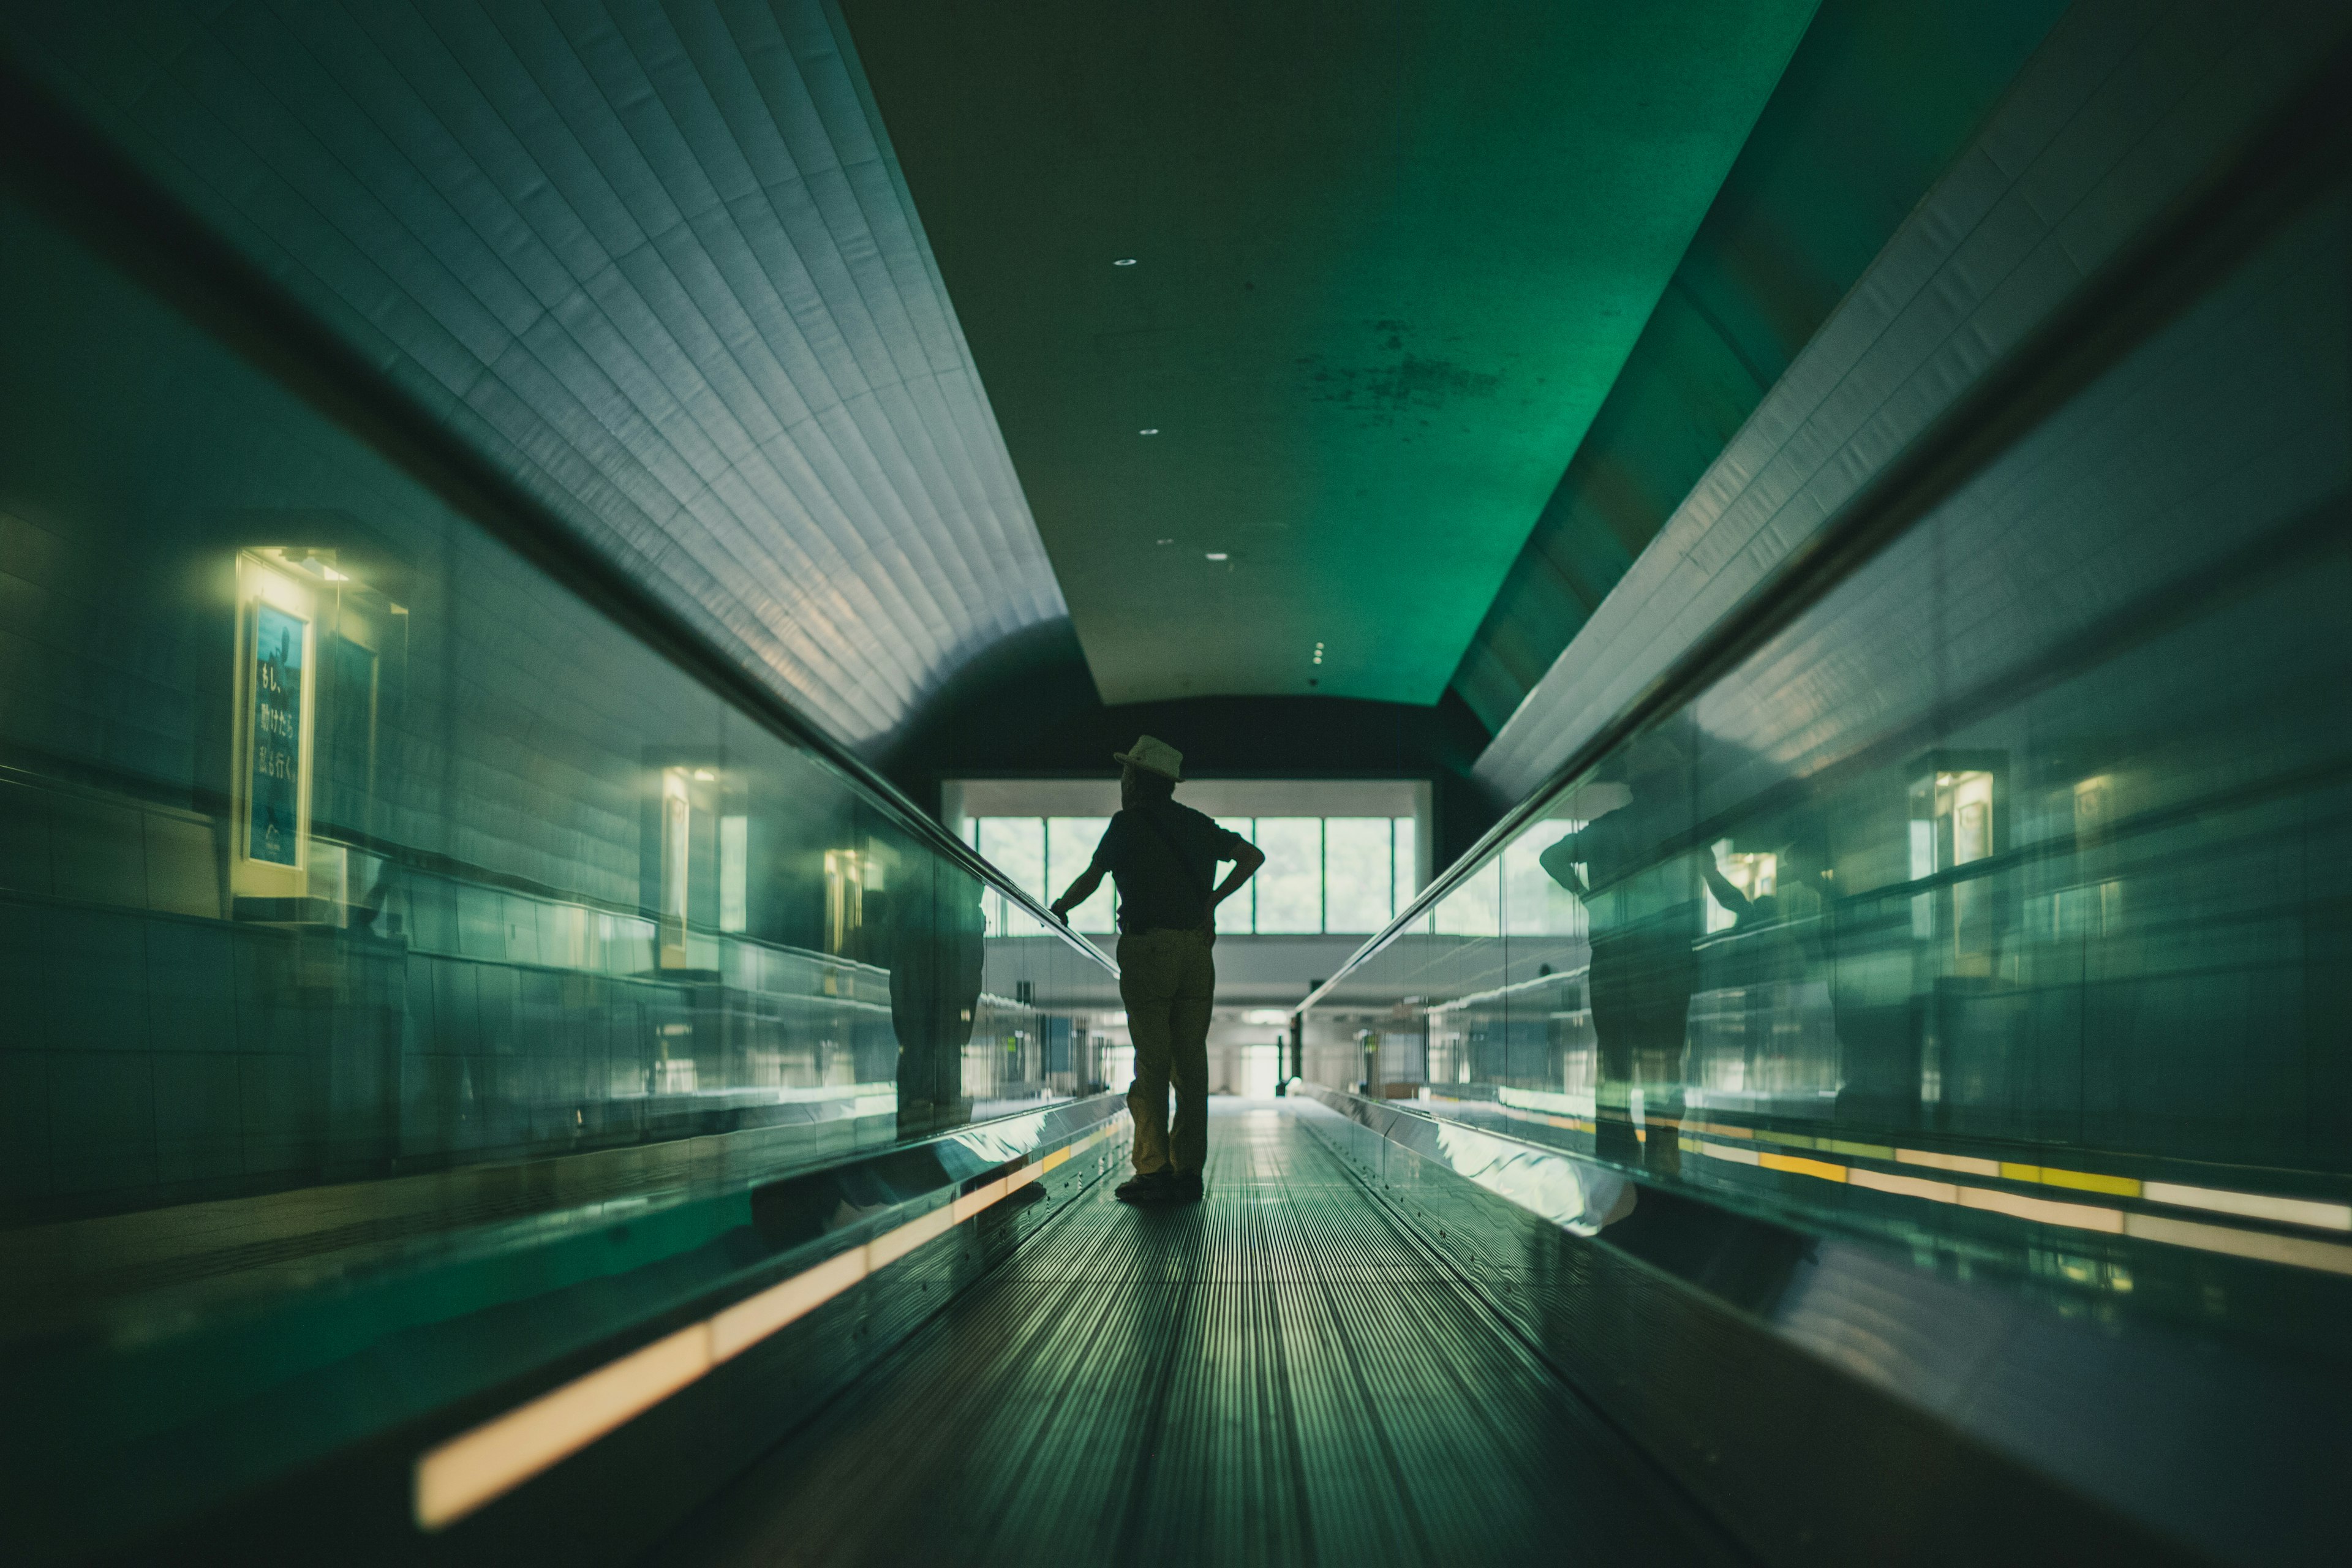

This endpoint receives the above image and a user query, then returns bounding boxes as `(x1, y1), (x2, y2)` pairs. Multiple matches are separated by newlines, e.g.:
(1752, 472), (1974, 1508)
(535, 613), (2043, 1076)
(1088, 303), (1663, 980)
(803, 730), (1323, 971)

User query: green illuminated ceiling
(842, 1), (1817, 707)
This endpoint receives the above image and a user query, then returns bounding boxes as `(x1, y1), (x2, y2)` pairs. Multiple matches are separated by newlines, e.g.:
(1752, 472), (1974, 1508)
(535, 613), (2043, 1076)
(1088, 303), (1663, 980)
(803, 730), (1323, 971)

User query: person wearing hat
(1049, 735), (1264, 1204)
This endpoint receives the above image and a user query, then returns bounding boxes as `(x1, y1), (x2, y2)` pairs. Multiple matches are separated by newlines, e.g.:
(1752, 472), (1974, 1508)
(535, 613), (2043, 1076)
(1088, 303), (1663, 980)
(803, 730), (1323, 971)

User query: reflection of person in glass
(1706, 834), (1831, 974)
(888, 861), (988, 1140)
(1049, 736), (1263, 1205)
(1700, 852), (1773, 930)
(1537, 748), (1703, 1176)
(1695, 833), (1836, 1106)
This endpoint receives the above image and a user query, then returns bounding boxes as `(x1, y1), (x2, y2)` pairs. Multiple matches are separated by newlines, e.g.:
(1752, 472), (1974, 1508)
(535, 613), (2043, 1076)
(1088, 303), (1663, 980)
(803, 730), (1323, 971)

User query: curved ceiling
(839, 0), (1817, 707)
(5, 0), (2084, 803)
(1, 0), (1065, 747)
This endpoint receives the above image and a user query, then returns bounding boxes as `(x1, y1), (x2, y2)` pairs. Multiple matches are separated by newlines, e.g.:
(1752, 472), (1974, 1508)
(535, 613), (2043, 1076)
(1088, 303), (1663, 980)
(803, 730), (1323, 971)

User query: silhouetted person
(1050, 736), (1263, 1204)
(1539, 750), (1703, 1176)
(889, 859), (988, 1139)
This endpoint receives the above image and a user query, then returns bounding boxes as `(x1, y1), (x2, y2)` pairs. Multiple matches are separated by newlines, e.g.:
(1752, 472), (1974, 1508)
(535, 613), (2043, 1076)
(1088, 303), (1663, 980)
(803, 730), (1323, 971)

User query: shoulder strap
(1133, 807), (1213, 922)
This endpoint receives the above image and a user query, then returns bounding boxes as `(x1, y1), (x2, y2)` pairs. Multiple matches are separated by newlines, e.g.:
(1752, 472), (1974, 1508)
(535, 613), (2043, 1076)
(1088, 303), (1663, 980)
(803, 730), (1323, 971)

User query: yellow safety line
(1591, 1114), (2347, 1234)
(1687, 1137), (2352, 1270)
(1401, 1092), (2348, 1275)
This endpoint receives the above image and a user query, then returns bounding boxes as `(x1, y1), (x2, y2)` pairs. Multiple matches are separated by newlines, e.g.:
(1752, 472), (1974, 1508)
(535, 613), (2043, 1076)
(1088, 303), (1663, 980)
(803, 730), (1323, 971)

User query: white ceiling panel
(4, 0), (1066, 745)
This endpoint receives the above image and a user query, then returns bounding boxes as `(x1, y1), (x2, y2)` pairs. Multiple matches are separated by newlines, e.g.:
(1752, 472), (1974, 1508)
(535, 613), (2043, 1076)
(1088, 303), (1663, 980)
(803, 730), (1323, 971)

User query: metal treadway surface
(658, 1100), (1739, 1567)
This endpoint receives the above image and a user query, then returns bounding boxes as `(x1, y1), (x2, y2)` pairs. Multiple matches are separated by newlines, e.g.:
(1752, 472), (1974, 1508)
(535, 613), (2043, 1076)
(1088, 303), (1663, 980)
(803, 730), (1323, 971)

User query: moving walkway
(6, 6), (2352, 1564)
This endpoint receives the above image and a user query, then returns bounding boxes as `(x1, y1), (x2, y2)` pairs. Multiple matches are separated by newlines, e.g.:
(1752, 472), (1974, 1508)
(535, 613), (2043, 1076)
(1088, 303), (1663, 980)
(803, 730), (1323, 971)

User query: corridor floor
(657, 1099), (1737, 1567)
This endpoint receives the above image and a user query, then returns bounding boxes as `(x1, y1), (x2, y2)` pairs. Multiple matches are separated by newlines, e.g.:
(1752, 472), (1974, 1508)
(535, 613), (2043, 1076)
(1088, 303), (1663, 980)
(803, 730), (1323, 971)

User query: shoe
(1115, 1169), (1178, 1204)
(1169, 1170), (1204, 1204)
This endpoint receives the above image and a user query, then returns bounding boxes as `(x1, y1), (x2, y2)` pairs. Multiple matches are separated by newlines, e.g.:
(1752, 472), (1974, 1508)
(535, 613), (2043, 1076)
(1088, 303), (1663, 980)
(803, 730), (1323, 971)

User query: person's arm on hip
(1203, 839), (1265, 938)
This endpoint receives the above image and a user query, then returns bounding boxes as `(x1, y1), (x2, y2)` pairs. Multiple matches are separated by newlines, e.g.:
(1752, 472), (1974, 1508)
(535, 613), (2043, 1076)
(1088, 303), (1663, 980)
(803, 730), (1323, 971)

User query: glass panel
(1213, 816), (1257, 933)
(977, 818), (1046, 900)
(719, 813), (749, 933)
(1501, 818), (1580, 937)
(1392, 815), (1417, 913)
(1433, 859), (1499, 937)
(977, 817), (1046, 936)
(1046, 816), (1115, 932)
(1304, 167), (2352, 1365)
(1253, 818), (1323, 933)
(0, 179), (1117, 1536)
(1322, 818), (1393, 932)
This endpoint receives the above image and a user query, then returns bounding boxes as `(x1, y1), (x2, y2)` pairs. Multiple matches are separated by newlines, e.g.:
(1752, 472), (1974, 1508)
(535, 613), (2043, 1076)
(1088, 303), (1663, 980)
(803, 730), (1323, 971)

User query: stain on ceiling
(842, 0), (1819, 706)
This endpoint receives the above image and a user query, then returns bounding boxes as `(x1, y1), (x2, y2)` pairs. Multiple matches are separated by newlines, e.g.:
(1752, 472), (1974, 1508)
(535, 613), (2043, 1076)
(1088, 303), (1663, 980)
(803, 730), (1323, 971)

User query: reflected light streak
(1494, 1106), (2351, 1258)
(1895, 1148), (2001, 1178)
(1682, 1117), (2346, 1229)
(2141, 1182), (2352, 1231)
(1421, 1079), (2352, 1289)
(413, 1118), (1123, 1532)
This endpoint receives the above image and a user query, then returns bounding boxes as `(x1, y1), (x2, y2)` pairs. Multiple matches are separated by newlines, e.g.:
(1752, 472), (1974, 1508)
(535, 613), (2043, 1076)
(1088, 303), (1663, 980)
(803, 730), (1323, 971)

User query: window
(1213, 817), (1256, 934)
(963, 814), (1114, 935)
(1501, 818), (1581, 937)
(974, 816), (1046, 937)
(1253, 819), (1323, 932)
(1433, 858), (1501, 937)
(1322, 818), (1393, 933)
(1909, 763), (2000, 968)
(1047, 816), (1115, 932)
(965, 814), (1419, 935)
(718, 814), (748, 933)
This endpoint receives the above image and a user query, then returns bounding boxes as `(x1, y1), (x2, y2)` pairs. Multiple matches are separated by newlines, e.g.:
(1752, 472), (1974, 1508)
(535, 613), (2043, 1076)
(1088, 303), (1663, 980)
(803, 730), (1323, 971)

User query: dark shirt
(1537, 810), (1703, 943)
(1090, 801), (1252, 933)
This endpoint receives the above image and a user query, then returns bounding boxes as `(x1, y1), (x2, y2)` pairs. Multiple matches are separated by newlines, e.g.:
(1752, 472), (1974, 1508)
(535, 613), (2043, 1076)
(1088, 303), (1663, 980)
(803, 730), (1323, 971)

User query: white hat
(1112, 734), (1184, 781)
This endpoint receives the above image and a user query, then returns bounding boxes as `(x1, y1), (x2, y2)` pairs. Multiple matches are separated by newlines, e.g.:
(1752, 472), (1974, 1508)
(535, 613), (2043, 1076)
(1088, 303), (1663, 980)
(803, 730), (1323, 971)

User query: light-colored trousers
(1117, 927), (1215, 1174)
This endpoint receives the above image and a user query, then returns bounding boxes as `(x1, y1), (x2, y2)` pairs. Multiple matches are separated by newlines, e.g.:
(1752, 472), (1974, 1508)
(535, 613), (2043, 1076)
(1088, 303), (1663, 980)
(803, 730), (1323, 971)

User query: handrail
(0, 58), (1113, 978)
(1297, 38), (2352, 1015)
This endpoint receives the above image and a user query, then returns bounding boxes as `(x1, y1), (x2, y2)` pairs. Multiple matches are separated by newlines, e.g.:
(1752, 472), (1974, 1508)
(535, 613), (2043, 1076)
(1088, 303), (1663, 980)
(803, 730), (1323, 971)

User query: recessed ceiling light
(1113, 257), (1138, 266)
(1139, 428), (1159, 435)
(1156, 538), (1174, 545)
(1205, 552), (1229, 561)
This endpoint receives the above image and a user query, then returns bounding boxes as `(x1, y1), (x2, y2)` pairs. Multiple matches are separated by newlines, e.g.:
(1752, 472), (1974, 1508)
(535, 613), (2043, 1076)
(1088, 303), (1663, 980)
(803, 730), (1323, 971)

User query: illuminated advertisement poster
(232, 549), (318, 904)
(248, 603), (307, 866)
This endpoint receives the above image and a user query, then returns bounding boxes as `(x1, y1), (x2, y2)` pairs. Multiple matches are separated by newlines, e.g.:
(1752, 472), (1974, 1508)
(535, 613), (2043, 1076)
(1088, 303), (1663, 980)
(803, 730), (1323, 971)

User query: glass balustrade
(1304, 167), (2352, 1359)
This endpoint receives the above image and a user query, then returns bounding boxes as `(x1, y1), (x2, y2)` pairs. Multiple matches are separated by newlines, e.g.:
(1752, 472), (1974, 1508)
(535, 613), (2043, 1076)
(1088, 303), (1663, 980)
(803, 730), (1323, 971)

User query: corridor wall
(0, 182), (1101, 1224)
